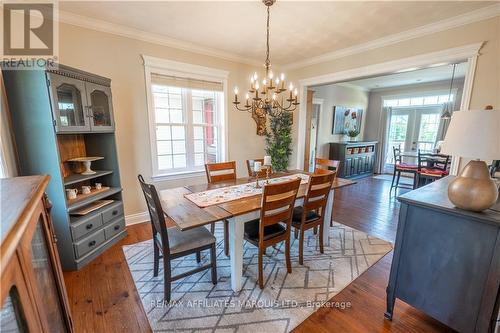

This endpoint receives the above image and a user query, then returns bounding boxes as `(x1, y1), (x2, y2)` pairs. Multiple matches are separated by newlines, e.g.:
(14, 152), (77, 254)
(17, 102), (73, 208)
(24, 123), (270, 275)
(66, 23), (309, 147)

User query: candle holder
(254, 172), (261, 189)
(265, 166), (270, 184)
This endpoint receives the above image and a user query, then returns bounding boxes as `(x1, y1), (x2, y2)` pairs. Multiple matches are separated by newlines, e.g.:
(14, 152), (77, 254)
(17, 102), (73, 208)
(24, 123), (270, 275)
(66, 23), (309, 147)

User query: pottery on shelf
(67, 156), (104, 175)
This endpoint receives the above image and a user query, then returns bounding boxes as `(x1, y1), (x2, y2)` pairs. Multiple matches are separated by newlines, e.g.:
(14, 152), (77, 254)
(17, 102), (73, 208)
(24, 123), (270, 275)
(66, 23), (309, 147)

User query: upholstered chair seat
(244, 219), (287, 243)
(156, 227), (216, 255)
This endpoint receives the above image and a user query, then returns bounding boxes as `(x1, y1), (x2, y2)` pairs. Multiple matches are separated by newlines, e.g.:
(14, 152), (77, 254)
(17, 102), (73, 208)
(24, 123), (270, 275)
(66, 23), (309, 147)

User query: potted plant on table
(265, 112), (293, 172)
(346, 129), (360, 142)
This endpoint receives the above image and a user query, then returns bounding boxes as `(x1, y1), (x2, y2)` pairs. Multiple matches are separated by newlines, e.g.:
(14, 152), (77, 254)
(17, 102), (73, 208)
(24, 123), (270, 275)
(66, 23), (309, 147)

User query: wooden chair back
(303, 172), (335, 217)
(417, 150), (451, 172)
(259, 178), (301, 238)
(246, 159), (272, 178)
(315, 157), (340, 172)
(205, 161), (237, 183)
(138, 175), (170, 255)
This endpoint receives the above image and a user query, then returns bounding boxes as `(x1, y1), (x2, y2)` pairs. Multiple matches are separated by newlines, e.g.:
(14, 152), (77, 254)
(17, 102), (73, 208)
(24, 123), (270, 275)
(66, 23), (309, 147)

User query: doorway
(384, 106), (442, 172)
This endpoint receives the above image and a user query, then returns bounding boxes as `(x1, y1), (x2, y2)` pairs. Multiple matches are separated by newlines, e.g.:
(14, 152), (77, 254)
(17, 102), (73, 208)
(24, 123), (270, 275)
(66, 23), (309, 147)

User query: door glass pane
(385, 114), (409, 166)
(56, 84), (85, 127)
(417, 113), (441, 152)
(90, 90), (112, 127)
(0, 287), (27, 333)
(31, 218), (66, 333)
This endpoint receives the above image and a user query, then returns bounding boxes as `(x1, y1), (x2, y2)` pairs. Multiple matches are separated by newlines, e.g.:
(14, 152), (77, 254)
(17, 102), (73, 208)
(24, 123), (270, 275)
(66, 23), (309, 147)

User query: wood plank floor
(63, 176), (455, 332)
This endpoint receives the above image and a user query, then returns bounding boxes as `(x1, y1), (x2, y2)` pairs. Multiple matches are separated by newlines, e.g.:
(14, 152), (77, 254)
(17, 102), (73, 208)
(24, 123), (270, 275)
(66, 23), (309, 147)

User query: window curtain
(0, 73), (18, 178)
(375, 106), (392, 174)
(436, 101), (454, 141)
(151, 73), (223, 91)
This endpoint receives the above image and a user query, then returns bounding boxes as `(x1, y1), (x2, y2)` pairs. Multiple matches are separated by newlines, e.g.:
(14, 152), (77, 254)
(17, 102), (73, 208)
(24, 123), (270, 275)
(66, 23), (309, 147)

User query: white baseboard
(125, 211), (149, 226)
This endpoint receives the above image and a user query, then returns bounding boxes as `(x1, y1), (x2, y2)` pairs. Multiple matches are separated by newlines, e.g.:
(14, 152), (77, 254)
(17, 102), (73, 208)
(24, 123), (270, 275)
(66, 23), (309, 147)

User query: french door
(384, 106), (442, 171)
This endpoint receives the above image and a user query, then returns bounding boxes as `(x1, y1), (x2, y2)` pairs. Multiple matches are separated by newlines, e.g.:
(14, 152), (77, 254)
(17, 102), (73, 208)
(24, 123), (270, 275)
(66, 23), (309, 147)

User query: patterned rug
(123, 222), (392, 332)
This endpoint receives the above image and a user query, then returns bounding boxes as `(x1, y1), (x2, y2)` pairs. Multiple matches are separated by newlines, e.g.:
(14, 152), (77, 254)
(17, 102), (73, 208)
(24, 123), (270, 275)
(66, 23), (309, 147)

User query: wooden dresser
(386, 176), (500, 332)
(329, 141), (377, 179)
(0, 176), (73, 332)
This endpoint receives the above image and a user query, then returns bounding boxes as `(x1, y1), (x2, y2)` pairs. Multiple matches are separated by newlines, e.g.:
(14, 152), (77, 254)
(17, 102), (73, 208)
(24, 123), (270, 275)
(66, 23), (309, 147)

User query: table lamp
(441, 109), (500, 212)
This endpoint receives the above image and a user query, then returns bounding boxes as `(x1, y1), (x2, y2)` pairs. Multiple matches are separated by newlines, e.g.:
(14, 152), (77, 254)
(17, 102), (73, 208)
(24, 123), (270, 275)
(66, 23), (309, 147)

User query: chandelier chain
(265, 5), (270, 72)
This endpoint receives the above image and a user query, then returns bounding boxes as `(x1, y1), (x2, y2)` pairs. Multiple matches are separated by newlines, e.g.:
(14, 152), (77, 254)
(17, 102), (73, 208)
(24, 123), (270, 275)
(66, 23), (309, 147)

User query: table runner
(185, 174), (310, 208)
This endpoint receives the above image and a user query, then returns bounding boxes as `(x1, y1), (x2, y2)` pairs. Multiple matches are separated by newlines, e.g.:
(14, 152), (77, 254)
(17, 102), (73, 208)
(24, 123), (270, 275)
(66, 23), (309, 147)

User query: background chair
(205, 161), (236, 256)
(315, 158), (340, 176)
(243, 178), (301, 289)
(246, 158), (272, 178)
(138, 175), (217, 302)
(390, 145), (418, 193)
(416, 151), (451, 188)
(292, 172), (335, 265)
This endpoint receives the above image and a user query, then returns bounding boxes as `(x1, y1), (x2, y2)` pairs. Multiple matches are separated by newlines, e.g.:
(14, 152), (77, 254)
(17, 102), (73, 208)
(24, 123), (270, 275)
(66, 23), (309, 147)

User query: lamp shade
(441, 110), (500, 160)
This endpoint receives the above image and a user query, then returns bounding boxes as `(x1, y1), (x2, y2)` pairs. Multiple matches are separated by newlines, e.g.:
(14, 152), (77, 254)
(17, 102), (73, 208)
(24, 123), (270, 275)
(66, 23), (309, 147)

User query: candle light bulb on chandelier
(253, 72), (258, 80)
(289, 82), (294, 90)
(255, 82), (260, 90)
(272, 93), (277, 100)
(294, 88), (298, 97)
(234, 87), (239, 95)
(269, 71), (274, 79)
(275, 78), (280, 85)
(262, 79), (267, 85)
(245, 93), (249, 100)
(280, 73), (285, 81)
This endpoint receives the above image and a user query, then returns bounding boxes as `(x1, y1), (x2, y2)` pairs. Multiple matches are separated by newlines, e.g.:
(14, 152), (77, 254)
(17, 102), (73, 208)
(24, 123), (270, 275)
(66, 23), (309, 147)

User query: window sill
(152, 170), (206, 182)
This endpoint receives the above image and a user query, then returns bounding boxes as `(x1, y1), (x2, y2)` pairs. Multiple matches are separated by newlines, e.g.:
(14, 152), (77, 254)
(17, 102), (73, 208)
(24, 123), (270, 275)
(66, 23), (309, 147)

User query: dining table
(158, 170), (357, 292)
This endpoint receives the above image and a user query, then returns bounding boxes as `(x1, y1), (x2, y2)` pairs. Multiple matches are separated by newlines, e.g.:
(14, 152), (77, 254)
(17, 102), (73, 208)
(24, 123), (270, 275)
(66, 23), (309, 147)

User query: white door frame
(296, 42), (483, 174)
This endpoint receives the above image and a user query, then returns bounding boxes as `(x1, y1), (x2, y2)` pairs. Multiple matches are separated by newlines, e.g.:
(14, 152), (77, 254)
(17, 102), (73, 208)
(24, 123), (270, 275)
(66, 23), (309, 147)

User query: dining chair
(390, 145), (418, 193)
(138, 175), (217, 302)
(416, 150), (451, 188)
(314, 158), (340, 227)
(246, 159), (272, 178)
(205, 161), (236, 256)
(292, 172), (335, 265)
(243, 177), (301, 289)
(315, 158), (340, 176)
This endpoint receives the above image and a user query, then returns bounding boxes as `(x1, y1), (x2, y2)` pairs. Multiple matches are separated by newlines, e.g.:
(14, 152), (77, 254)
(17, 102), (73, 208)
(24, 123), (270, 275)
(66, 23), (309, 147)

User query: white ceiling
(320, 62), (468, 91)
(58, 1), (496, 66)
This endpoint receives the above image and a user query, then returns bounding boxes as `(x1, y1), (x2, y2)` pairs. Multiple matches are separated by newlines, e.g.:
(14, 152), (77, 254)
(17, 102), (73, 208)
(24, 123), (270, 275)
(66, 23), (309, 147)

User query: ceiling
(58, 1), (496, 66)
(320, 62), (468, 91)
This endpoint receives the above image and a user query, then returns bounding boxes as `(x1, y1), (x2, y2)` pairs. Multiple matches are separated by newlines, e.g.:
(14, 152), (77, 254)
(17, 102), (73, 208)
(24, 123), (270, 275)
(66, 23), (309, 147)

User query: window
(144, 56), (228, 178)
(383, 93), (454, 107)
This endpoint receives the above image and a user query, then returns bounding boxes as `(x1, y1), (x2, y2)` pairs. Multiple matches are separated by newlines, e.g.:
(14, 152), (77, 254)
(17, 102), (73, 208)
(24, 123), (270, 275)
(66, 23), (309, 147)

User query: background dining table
(158, 171), (356, 292)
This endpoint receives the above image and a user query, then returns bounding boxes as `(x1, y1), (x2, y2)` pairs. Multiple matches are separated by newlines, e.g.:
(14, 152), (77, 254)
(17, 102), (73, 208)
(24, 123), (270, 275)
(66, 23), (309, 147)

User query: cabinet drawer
(74, 229), (105, 258)
(104, 217), (125, 240)
(101, 202), (124, 224)
(70, 213), (103, 240)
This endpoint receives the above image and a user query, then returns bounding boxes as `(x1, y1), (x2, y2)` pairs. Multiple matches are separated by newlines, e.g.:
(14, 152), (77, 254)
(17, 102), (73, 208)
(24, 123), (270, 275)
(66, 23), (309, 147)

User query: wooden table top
(160, 171), (356, 231)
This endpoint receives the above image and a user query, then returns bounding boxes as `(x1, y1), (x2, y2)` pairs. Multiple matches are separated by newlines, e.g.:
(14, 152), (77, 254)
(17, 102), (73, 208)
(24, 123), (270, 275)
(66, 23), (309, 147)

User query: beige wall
(288, 17), (500, 168)
(311, 84), (369, 159)
(58, 23), (265, 216)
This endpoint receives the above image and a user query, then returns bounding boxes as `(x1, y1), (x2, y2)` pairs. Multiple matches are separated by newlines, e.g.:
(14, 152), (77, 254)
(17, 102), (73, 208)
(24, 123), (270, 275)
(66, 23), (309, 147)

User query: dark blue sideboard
(386, 176), (500, 332)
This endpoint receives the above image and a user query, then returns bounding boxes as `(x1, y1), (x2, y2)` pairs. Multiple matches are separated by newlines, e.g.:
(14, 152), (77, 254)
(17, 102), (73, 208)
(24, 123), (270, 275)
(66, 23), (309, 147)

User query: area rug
(123, 222), (392, 332)
(373, 174), (414, 185)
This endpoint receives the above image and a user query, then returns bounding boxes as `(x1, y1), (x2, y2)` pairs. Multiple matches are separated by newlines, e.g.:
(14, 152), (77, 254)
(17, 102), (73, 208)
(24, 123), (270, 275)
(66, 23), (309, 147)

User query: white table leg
(228, 215), (245, 292)
(323, 189), (335, 247)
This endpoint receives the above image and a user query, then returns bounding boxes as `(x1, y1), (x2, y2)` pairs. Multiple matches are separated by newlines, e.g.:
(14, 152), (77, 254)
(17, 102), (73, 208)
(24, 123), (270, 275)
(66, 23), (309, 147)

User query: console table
(386, 176), (500, 332)
(329, 141), (377, 179)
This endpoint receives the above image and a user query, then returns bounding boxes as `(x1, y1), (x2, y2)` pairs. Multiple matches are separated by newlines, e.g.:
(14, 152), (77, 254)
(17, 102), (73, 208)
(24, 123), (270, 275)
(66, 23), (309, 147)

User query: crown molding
(57, 9), (262, 67)
(283, 3), (500, 71)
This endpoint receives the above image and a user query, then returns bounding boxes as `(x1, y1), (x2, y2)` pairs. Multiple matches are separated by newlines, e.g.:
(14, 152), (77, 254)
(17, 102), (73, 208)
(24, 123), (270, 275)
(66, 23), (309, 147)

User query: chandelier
(233, 0), (299, 118)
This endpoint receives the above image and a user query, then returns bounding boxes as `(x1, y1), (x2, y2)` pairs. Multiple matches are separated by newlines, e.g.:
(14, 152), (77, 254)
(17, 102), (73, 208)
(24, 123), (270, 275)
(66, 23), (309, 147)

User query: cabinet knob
(86, 223), (93, 230)
(114, 225), (120, 231)
(88, 240), (96, 247)
(112, 210), (118, 216)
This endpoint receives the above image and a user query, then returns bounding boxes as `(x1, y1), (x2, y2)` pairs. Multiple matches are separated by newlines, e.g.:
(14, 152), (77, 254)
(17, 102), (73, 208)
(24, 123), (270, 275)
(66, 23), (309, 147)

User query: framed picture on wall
(332, 106), (363, 134)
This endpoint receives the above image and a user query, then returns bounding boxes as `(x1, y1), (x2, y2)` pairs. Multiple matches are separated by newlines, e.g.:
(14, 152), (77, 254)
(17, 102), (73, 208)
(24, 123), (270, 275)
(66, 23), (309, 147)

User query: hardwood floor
(63, 176), (454, 332)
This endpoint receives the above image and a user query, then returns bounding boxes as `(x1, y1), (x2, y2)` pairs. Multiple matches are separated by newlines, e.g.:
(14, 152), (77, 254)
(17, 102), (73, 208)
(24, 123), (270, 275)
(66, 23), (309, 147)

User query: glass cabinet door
(29, 216), (67, 333)
(1, 256), (43, 332)
(48, 73), (91, 132)
(86, 82), (115, 132)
